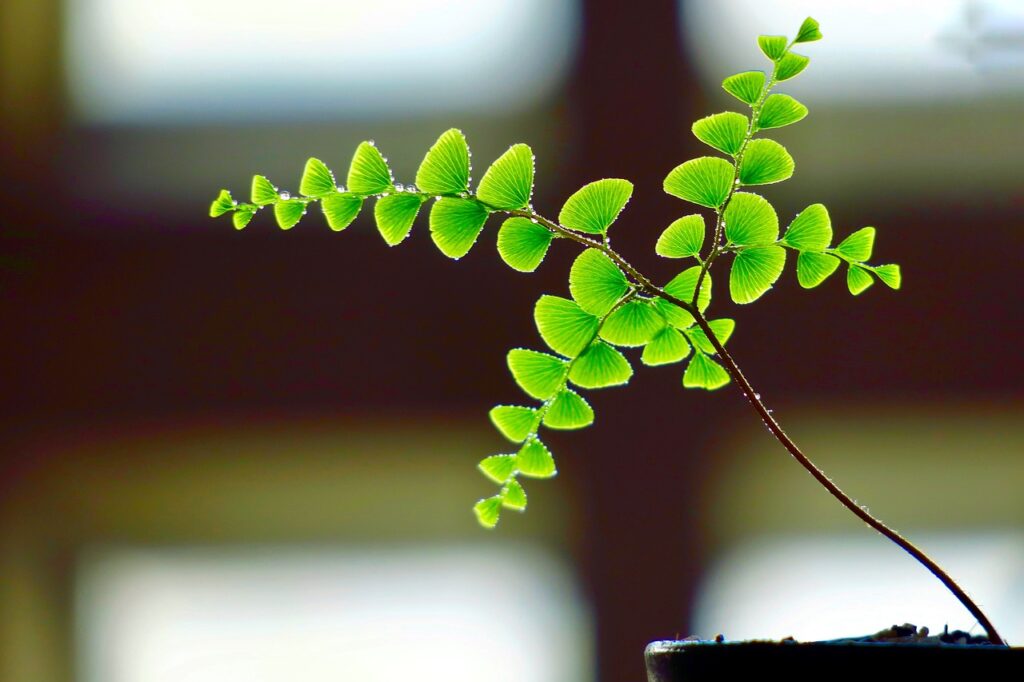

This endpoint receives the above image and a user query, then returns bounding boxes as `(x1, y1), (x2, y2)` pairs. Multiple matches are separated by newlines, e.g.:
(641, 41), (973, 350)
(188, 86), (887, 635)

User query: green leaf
(739, 139), (794, 186)
(479, 454), (517, 483)
(796, 251), (840, 288)
(374, 193), (423, 245)
(251, 175), (279, 206)
(683, 352), (730, 390)
(722, 71), (766, 105)
(474, 495), (503, 528)
(496, 217), (552, 272)
(781, 204), (831, 251)
(568, 341), (633, 388)
(664, 157), (735, 209)
(600, 299), (665, 347)
(847, 264), (874, 295)
(692, 112), (749, 156)
(656, 215), (705, 259)
(476, 143), (534, 210)
(795, 17), (822, 43)
(517, 438), (556, 478)
(757, 94), (808, 130)
(534, 295), (600, 358)
(662, 266), (712, 319)
(569, 249), (629, 316)
(347, 141), (393, 195)
(299, 157), (337, 197)
(641, 327), (691, 366)
(489, 405), (539, 443)
(758, 35), (788, 60)
(415, 128), (470, 195)
(724, 192), (779, 246)
(501, 479), (527, 511)
(835, 227), (875, 262)
(543, 389), (594, 430)
(507, 349), (567, 400)
(730, 245), (786, 303)
(872, 264), (902, 290)
(273, 200), (305, 230)
(322, 193), (363, 232)
(776, 52), (810, 81)
(429, 197), (489, 258)
(559, 179), (633, 235)
(232, 208), (255, 230)
(210, 189), (235, 217)
(687, 319), (736, 354)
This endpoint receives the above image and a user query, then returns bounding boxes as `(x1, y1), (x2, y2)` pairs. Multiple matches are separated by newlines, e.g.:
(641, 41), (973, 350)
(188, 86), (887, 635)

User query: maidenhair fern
(209, 17), (1004, 645)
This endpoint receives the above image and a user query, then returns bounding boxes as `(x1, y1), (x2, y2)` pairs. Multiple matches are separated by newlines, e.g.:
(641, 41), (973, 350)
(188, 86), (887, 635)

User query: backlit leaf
(534, 295), (600, 358)
(232, 208), (255, 230)
(739, 139), (794, 185)
(299, 157), (336, 197)
(758, 35), (788, 60)
(757, 94), (808, 130)
(781, 204), (831, 251)
(683, 352), (730, 390)
(251, 175), (279, 206)
(656, 215), (705, 259)
(662, 266), (712, 322)
(795, 17), (822, 43)
(796, 251), (840, 288)
(374, 193), (423, 244)
(347, 141), (393, 195)
(873, 264), (902, 289)
(600, 299), (665, 347)
(730, 245), (786, 303)
(501, 479), (527, 510)
(688, 319), (735, 354)
(479, 454), (517, 483)
(517, 438), (556, 478)
(273, 200), (305, 230)
(497, 217), (553, 272)
(722, 71), (765, 105)
(776, 52), (810, 81)
(847, 264), (874, 295)
(322, 193), (363, 232)
(543, 389), (594, 430)
(559, 179), (633, 234)
(692, 112), (749, 156)
(569, 249), (629, 316)
(835, 227), (875, 262)
(474, 495), (503, 528)
(724, 192), (779, 246)
(490, 405), (539, 442)
(429, 197), (489, 258)
(476, 144), (534, 210)
(641, 327), (691, 366)
(415, 128), (470, 195)
(209, 189), (235, 217)
(507, 349), (567, 400)
(664, 157), (735, 209)
(568, 341), (633, 388)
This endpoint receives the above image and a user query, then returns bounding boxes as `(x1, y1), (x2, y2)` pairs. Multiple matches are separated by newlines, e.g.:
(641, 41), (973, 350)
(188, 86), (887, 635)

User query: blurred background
(1, 0), (1023, 680)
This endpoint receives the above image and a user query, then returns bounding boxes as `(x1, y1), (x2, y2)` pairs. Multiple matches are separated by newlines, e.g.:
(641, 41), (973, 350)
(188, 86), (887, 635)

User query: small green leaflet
(496, 217), (553, 272)
(724, 192), (779, 246)
(781, 204), (831, 251)
(476, 144), (534, 210)
(374, 193), (423, 245)
(641, 327), (691, 366)
(664, 265), (712, 312)
(479, 454), (517, 483)
(501, 479), (528, 511)
(534, 295), (600, 358)
(776, 52), (810, 81)
(757, 94), (808, 130)
(232, 208), (255, 230)
(299, 158), (336, 197)
(872, 264), (902, 289)
(429, 198), (489, 258)
(209, 189), (235, 217)
(656, 215), (705, 259)
(322, 194), (363, 232)
(739, 139), (794, 185)
(664, 157), (735, 209)
(687, 319), (735, 354)
(490, 405), (539, 442)
(796, 251), (840, 288)
(543, 389), (595, 430)
(569, 249), (629, 316)
(835, 227), (875, 262)
(347, 142), (393, 195)
(758, 35), (788, 60)
(474, 495), (503, 528)
(274, 200), (305, 230)
(847, 264), (874, 295)
(600, 299), (665, 347)
(517, 438), (556, 478)
(559, 179), (633, 234)
(251, 175), (279, 206)
(568, 341), (633, 388)
(415, 128), (470, 195)
(507, 349), (567, 400)
(722, 71), (765, 105)
(795, 16), (822, 43)
(692, 112), (749, 156)
(730, 245), (786, 303)
(683, 352), (730, 390)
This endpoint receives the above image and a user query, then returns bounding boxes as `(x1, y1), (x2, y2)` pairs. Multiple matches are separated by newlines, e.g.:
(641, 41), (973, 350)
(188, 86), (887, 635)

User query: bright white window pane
(76, 546), (593, 682)
(65, 0), (579, 123)
(682, 0), (1024, 102)
(692, 533), (1024, 642)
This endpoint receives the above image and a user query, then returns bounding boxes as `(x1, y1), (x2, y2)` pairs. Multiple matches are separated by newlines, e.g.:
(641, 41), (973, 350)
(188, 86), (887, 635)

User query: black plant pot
(645, 639), (1023, 681)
